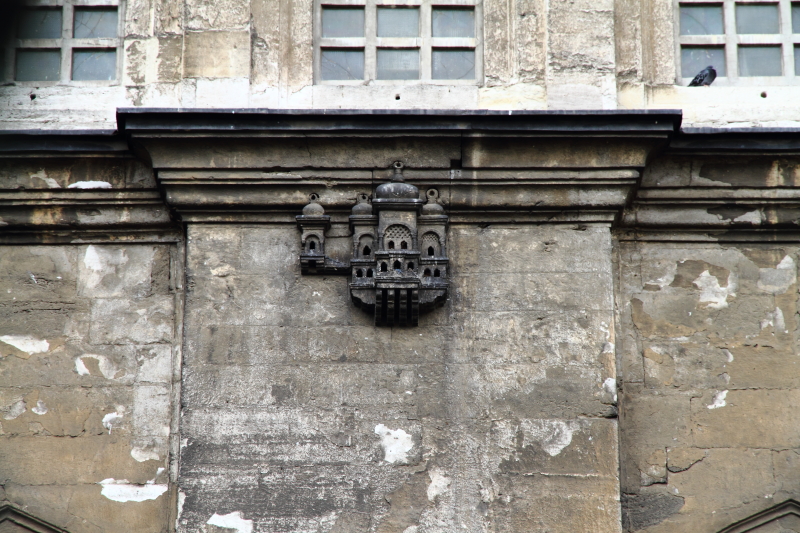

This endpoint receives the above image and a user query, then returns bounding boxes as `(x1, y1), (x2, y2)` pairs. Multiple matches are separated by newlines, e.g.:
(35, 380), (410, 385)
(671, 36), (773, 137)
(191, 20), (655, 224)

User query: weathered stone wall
(0, 242), (180, 533)
(177, 222), (621, 532)
(617, 153), (800, 532)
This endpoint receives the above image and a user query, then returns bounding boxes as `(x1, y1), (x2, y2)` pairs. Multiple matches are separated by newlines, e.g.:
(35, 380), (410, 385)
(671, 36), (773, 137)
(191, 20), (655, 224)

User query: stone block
(89, 296), (174, 344)
(157, 34), (183, 83)
(184, 31), (250, 78)
(77, 245), (157, 298)
(691, 389), (800, 449)
(186, 0), (250, 30)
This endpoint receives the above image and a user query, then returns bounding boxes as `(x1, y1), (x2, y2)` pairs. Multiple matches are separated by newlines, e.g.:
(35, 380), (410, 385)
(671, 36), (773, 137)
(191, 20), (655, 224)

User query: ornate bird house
(297, 162), (449, 326)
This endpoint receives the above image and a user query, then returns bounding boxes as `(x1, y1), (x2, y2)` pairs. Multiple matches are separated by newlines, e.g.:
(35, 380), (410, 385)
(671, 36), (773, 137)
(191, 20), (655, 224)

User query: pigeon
(688, 65), (717, 87)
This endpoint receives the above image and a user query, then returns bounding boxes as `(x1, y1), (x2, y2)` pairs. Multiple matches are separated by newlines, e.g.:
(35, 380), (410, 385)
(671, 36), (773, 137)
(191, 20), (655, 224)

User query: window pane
(377, 49), (419, 79)
(680, 5), (724, 35)
(74, 8), (118, 38)
(796, 45), (800, 74)
(72, 49), (117, 80)
(432, 49), (475, 79)
(15, 49), (61, 81)
(322, 8), (364, 38)
(377, 7), (419, 37)
(432, 8), (475, 38)
(736, 4), (779, 34)
(681, 46), (726, 77)
(738, 45), (782, 75)
(18, 9), (62, 39)
(793, 3), (800, 33)
(321, 49), (364, 80)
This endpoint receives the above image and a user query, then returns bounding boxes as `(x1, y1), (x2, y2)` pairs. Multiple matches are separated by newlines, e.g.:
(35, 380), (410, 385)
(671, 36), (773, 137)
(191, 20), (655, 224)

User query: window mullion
(61, 2), (74, 82)
(365, 0), (377, 80)
(779, 0), (794, 76)
(724, 0), (738, 79)
(419, 1), (431, 80)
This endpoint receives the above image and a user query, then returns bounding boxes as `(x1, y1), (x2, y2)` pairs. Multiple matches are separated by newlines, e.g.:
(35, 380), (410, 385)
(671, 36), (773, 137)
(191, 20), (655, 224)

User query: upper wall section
(4, 0), (796, 130)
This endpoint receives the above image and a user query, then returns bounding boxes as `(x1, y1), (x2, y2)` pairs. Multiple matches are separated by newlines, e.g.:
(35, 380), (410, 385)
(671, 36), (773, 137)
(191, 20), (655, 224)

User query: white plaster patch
(206, 511), (253, 533)
(98, 478), (168, 502)
(521, 419), (580, 456)
(707, 390), (728, 409)
(603, 378), (617, 403)
(732, 210), (763, 224)
(758, 255), (797, 294)
(102, 410), (124, 434)
(75, 357), (90, 375)
(402, 527), (419, 533)
(30, 169), (60, 188)
(76, 354), (122, 379)
(427, 468), (451, 501)
(67, 181), (112, 189)
(3, 399), (26, 420)
(31, 400), (48, 415)
(374, 424), (414, 463)
(131, 446), (161, 462)
(724, 349), (734, 363)
(211, 265), (235, 277)
(176, 491), (186, 528)
(693, 270), (736, 309)
(0, 335), (49, 355)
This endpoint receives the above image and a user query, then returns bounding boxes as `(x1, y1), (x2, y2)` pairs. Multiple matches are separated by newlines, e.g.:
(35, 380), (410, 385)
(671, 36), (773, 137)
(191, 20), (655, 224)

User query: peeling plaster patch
(75, 357), (90, 375)
(30, 169), (60, 188)
(3, 399), (26, 420)
(211, 265), (235, 277)
(67, 181), (112, 189)
(31, 400), (48, 415)
(0, 335), (49, 355)
(131, 446), (161, 462)
(732, 210), (763, 224)
(206, 511), (253, 533)
(707, 390), (728, 409)
(403, 527), (419, 533)
(758, 255), (796, 294)
(76, 354), (122, 379)
(427, 468), (451, 501)
(98, 478), (168, 502)
(693, 270), (736, 309)
(724, 349), (734, 362)
(603, 378), (617, 403)
(176, 491), (186, 528)
(374, 424), (414, 463)
(521, 419), (580, 456)
(102, 410), (124, 433)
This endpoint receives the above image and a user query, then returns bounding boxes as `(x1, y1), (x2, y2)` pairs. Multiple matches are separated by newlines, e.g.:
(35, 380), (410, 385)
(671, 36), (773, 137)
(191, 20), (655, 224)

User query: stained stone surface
(177, 223), (621, 533)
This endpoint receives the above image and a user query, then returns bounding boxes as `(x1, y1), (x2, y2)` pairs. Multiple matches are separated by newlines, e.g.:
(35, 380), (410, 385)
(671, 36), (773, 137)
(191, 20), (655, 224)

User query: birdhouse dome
(302, 202), (325, 216)
(375, 162), (419, 200)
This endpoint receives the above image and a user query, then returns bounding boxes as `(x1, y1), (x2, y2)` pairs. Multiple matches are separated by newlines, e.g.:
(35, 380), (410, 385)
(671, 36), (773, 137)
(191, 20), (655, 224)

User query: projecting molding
(717, 499), (800, 533)
(0, 505), (70, 533)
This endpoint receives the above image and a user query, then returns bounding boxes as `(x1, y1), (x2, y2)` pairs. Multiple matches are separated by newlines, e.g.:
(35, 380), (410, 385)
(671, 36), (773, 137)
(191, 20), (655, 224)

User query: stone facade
(1, 0), (800, 532)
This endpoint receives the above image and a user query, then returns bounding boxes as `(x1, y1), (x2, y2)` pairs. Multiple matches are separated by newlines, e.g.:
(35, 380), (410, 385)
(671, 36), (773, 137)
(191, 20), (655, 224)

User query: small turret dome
(302, 202), (325, 216)
(352, 201), (372, 215)
(422, 202), (444, 215)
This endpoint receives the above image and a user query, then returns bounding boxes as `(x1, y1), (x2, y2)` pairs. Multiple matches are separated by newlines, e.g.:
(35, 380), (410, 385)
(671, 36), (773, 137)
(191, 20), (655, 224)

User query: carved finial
(391, 161), (404, 182)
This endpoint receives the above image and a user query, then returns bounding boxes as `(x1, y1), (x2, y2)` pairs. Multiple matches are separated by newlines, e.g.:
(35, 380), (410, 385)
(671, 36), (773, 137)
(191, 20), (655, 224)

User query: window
(3, 0), (123, 84)
(313, 0), (482, 83)
(676, 0), (800, 83)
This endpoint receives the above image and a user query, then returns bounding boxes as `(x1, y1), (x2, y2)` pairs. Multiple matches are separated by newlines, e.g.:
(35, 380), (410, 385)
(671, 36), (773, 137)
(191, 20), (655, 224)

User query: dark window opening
(356, 269), (363, 277)
(423, 268), (431, 277)
(400, 240), (408, 249)
(309, 260), (317, 268)
(434, 269), (440, 277)
(367, 269), (373, 277)
(393, 260), (402, 270)
(428, 246), (435, 256)
(381, 262), (388, 272)
(388, 240), (395, 249)
(408, 262), (414, 270)
(309, 241), (316, 250)
(363, 245), (371, 256)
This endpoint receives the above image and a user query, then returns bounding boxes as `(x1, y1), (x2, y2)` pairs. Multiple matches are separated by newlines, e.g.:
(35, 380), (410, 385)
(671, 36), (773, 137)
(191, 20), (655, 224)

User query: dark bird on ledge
(688, 65), (717, 87)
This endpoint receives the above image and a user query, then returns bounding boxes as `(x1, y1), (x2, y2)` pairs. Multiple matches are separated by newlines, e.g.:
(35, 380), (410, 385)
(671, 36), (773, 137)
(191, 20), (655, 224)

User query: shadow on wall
(0, 0), (24, 46)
